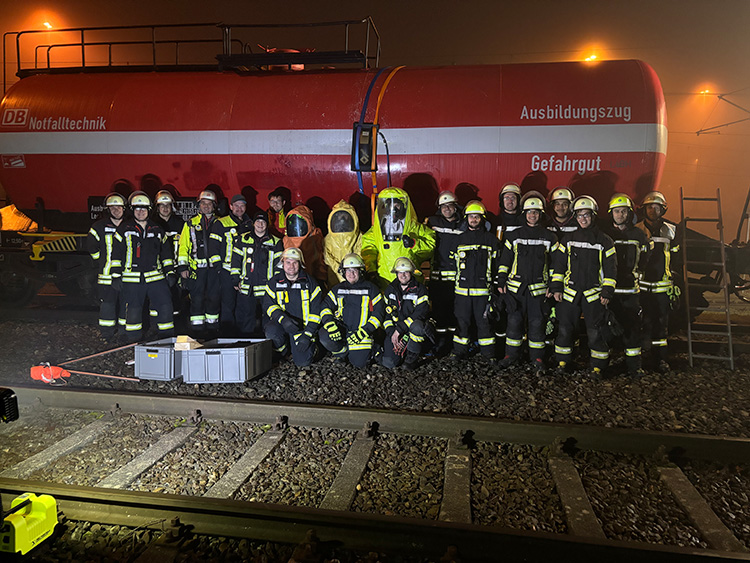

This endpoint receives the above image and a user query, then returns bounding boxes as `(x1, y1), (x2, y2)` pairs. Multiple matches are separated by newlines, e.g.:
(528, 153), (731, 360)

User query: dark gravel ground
(2, 319), (750, 438)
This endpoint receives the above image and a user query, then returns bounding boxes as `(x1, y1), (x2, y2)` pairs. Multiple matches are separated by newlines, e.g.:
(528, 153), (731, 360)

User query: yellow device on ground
(0, 493), (58, 555)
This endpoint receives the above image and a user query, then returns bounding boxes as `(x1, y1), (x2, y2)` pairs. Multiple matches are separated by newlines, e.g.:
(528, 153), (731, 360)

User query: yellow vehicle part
(0, 493), (58, 555)
(19, 232), (86, 262)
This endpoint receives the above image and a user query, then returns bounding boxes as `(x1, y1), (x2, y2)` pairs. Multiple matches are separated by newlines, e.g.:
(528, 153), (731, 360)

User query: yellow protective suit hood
(323, 200), (362, 287)
(361, 187), (436, 288)
(283, 205), (326, 282)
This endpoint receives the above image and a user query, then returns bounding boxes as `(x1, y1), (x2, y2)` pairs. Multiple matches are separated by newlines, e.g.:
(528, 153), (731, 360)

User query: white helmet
(391, 256), (416, 273)
(155, 190), (175, 205)
(436, 191), (458, 207)
(197, 190), (217, 203)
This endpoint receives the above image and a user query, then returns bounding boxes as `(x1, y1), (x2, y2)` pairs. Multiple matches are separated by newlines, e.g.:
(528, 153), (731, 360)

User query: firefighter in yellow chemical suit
(283, 205), (327, 283)
(361, 188), (436, 289)
(323, 200), (362, 288)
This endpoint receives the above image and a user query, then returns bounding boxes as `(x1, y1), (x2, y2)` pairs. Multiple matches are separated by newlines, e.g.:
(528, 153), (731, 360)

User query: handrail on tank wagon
(3, 17), (381, 94)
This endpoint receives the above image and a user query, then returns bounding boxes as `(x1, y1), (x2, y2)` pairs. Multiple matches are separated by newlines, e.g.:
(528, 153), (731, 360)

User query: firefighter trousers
(555, 295), (609, 369)
(610, 293), (643, 372)
(382, 321), (425, 368)
(429, 279), (456, 333)
(319, 321), (374, 369)
(265, 320), (316, 367)
(505, 290), (546, 363)
(641, 291), (670, 364)
(218, 269), (238, 335)
(453, 294), (495, 358)
(236, 289), (264, 337)
(96, 283), (123, 339)
(122, 280), (174, 342)
(185, 268), (220, 334)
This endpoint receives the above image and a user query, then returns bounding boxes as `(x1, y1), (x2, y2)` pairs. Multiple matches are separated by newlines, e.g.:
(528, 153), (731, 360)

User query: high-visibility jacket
(177, 214), (218, 273)
(231, 231), (283, 296)
(548, 214), (578, 236)
(321, 278), (384, 348)
(635, 219), (679, 293)
(454, 228), (499, 297)
(210, 213), (250, 271)
(426, 214), (465, 282)
(605, 222), (651, 293)
(383, 277), (430, 334)
(361, 188), (436, 288)
(496, 211), (523, 241)
(154, 213), (185, 265)
(550, 224), (617, 302)
(497, 224), (557, 297)
(87, 216), (121, 285)
(112, 219), (173, 283)
(263, 270), (323, 335)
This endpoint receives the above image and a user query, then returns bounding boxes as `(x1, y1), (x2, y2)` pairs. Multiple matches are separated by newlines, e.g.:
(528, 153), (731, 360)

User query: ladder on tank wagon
(680, 187), (734, 369)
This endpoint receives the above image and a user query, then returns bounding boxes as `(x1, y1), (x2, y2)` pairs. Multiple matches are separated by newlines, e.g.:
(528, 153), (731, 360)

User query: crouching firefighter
(605, 194), (651, 377)
(381, 257), (431, 369)
(263, 247), (323, 367)
(319, 253), (384, 368)
(496, 193), (557, 374)
(550, 196), (617, 376)
(452, 200), (499, 360)
(112, 192), (175, 342)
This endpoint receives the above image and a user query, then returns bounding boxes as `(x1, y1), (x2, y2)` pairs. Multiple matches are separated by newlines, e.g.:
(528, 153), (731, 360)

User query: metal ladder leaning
(679, 187), (734, 369)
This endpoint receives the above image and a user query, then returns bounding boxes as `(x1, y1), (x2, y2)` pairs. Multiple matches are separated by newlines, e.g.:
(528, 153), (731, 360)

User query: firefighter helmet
(340, 253), (366, 271)
(197, 190), (217, 203)
(549, 186), (575, 203)
(155, 190), (175, 205)
(464, 200), (486, 216)
(608, 193), (634, 211)
(500, 183), (521, 197)
(391, 256), (416, 273)
(277, 247), (305, 268)
(104, 192), (126, 207)
(128, 191), (152, 209)
(572, 196), (599, 214)
(436, 191), (458, 207)
(641, 191), (668, 211)
(522, 196), (545, 212)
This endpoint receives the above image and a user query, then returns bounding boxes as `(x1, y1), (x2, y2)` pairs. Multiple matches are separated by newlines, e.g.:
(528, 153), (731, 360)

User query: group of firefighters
(87, 182), (679, 376)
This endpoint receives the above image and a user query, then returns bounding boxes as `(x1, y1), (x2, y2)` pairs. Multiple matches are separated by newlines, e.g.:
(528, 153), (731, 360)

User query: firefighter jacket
(635, 219), (679, 293)
(497, 224), (558, 297)
(426, 214), (465, 282)
(112, 219), (174, 283)
(383, 277), (430, 334)
(154, 213), (185, 264)
(263, 270), (323, 335)
(550, 224), (617, 302)
(361, 188), (436, 288)
(321, 278), (384, 337)
(231, 231), (283, 296)
(283, 205), (327, 283)
(268, 207), (287, 238)
(604, 222), (651, 293)
(323, 201), (362, 287)
(210, 213), (250, 271)
(548, 214), (578, 236)
(177, 214), (218, 274)
(496, 211), (523, 241)
(87, 216), (121, 285)
(454, 228), (500, 297)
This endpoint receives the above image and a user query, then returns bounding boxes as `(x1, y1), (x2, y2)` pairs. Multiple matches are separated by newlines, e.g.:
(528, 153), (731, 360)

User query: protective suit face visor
(330, 210), (355, 233)
(378, 198), (407, 240)
(286, 214), (309, 238)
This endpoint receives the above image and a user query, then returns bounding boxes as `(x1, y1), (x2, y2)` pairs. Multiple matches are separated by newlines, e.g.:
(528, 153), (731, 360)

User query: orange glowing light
(700, 89), (710, 95)
(584, 54), (597, 61)
(43, 21), (53, 29)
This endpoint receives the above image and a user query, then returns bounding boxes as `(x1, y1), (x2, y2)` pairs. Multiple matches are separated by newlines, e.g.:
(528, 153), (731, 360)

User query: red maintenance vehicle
(0, 19), (667, 306)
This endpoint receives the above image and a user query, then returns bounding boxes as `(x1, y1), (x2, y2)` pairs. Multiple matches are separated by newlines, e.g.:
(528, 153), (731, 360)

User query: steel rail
(1, 478), (747, 562)
(12, 386), (750, 463)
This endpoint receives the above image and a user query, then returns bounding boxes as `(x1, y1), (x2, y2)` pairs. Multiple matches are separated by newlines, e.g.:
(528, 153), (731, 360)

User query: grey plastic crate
(135, 337), (183, 381)
(182, 338), (272, 384)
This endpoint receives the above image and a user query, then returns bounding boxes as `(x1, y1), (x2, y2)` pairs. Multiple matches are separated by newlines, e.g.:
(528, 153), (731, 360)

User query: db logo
(2, 109), (29, 126)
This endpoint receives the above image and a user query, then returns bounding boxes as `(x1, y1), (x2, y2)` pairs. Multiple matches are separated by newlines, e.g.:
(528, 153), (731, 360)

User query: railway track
(2, 387), (749, 561)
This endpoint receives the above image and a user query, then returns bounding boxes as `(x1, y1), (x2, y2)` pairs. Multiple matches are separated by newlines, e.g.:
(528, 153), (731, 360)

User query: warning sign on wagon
(2, 155), (26, 168)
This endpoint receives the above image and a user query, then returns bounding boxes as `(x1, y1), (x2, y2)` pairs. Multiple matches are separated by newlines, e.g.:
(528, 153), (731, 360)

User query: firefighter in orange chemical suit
(283, 205), (327, 283)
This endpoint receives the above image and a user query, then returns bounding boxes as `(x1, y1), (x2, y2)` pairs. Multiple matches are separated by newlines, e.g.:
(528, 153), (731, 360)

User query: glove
(111, 277), (123, 292)
(167, 273), (177, 288)
(281, 315), (302, 335)
(324, 321), (343, 342)
(347, 327), (369, 346)
(294, 331), (313, 348)
(401, 235), (416, 249)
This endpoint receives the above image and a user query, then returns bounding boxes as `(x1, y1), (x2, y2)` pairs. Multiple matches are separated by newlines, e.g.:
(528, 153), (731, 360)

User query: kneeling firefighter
(323, 200), (362, 287)
(283, 205), (327, 283)
(319, 253), (384, 368)
(361, 187), (436, 289)
(382, 257), (431, 369)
